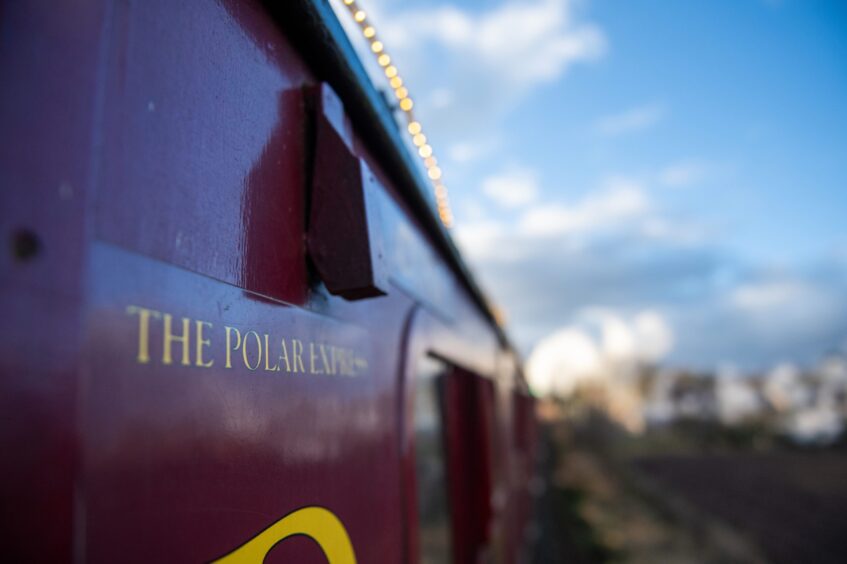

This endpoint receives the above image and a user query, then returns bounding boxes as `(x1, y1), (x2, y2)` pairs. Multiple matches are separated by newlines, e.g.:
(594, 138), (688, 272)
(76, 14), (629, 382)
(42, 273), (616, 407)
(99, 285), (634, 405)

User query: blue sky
(333, 0), (847, 371)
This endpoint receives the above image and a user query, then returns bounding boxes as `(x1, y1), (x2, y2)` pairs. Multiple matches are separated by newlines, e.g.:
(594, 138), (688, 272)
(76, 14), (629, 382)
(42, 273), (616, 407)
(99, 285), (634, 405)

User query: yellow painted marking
(214, 506), (356, 564)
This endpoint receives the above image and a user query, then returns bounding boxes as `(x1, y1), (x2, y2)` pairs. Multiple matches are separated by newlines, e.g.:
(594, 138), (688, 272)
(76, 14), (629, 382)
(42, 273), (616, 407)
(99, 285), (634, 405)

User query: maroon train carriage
(0, 0), (538, 562)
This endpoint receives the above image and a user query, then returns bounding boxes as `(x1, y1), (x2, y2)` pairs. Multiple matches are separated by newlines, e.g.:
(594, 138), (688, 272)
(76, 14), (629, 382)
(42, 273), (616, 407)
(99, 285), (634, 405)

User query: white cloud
(342, 0), (606, 140)
(457, 187), (847, 369)
(471, 0), (607, 83)
(454, 219), (512, 261)
(380, 0), (606, 88)
(592, 310), (638, 360)
(633, 311), (675, 361)
(526, 328), (602, 396)
(526, 308), (674, 431)
(331, 0), (608, 184)
(481, 167), (539, 208)
(518, 181), (649, 236)
(577, 308), (674, 364)
(729, 278), (843, 340)
(593, 103), (664, 137)
(731, 280), (808, 311)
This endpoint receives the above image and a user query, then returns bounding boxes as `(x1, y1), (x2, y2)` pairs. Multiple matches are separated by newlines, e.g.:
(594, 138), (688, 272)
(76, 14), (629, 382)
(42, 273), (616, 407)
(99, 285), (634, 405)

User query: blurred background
(334, 0), (847, 561)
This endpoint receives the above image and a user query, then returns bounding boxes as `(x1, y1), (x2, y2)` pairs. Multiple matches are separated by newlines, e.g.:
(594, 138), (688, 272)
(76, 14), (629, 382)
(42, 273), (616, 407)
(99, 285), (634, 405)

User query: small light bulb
(377, 54), (391, 67)
(408, 121), (422, 135)
(413, 133), (426, 146)
(428, 167), (442, 180)
(394, 87), (408, 100)
(344, 0), (355, 5)
(400, 98), (414, 111)
(353, 10), (366, 22)
(385, 66), (398, 78)
(363, 26), (376, 38)
(370, 41), (383, 53)
(424, 156), (437, 168)
(389, 77), (403, 88)
(418, 144), (432, 158)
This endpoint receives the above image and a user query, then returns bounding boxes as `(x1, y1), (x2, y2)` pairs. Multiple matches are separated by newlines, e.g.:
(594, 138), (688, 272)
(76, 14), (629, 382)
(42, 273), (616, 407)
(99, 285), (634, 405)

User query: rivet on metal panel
(10, 229), (41, 263)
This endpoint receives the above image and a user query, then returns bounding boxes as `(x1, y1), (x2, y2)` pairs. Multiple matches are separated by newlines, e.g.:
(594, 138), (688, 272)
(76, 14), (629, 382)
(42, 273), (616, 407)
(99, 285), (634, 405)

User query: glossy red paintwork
(96, 0), (311, 306)
(0, 0), (536, 562)
(0, 0), (107, 558)
(443, 370), (496, 563)
(308, 84), (389, 300)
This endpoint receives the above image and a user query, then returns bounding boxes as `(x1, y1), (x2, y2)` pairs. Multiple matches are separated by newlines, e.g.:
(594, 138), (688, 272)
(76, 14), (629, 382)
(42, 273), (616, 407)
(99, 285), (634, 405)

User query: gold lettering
(278, 338), (291, 372)
(309, 343), (324, 374)
(163, 314), (190, 366)
(130, 307), (366, 379)
(242, 330), (262, 371)
(264, 334), (279, 371)
(195, 320), (214, 368)
(339, 348), (352, 376)
(126, 305), (161, 364)
(225, 326), (241, 368)
(292, 339), (305, 373)
(345, 349), (356, 376)
(352, 355), (367, 377)
(319, 344), (333, 375)
(330, 346), (339, 375)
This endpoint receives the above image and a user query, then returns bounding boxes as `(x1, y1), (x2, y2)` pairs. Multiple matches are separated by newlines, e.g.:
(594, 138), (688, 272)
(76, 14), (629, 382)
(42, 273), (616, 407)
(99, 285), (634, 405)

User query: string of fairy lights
(340, 0), (454, 228)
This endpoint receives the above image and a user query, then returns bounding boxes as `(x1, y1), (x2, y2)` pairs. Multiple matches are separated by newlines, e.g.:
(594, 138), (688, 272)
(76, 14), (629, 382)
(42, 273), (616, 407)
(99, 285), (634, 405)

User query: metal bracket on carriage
(305, 82), (388, 300)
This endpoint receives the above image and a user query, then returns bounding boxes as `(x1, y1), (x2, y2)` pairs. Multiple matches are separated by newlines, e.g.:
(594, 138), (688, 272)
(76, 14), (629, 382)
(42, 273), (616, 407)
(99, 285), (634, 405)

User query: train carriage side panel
(0, 0), (535, 562)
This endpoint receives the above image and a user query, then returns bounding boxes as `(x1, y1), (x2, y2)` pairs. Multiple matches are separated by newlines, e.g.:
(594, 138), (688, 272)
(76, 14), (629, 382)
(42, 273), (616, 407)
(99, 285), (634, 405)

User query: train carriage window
(414, 356), (452, 564)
